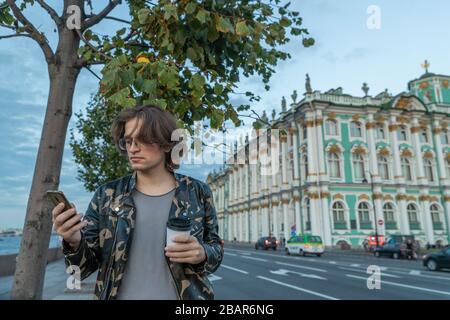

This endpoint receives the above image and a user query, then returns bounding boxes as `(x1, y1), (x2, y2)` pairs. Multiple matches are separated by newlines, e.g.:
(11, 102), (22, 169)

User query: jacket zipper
(100, 218), (119, 300)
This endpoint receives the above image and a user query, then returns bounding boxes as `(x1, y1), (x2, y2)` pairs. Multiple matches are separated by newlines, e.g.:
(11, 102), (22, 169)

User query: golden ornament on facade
(406, 196), (416, 202)
(373, 193), (383, 200)
(353, 146), (366, 155)
(376, 115), (385, 124)
(442, 122), (448, 128)
(429, 196), (438, 202)
(358, 194), (370, 201)
(315, 118), (324, 126)
(383, 194), (393, 201)
(320, 192), (330, 198)
(306, 120), (315, 128)
(395, 97), (410, 110)
(419, 195), (431, 202)
(396, 194), (407, 201)
(379, 148), (390, 157)
(292, 196), (301, 202)
(329, 144), (342, 154)
(388, 124), (398, 132)
(443, 80), (450, 88)
(410, 126), (421, 134)
(444, 195), (450, 202)
(365, 122), (376, 129)
(400, 149), (413, 157)
(352, 114), (360, 122)
(327, 112), (337, 120)
(288, 127), (297, 135)
(445, 153), (450, 161)
(333, 193), (344, 200)
(397, 116), (408, 124)
(281, 199), (290, 205)
(432, 128), (442, 135)
(419, 81), (429, 89)
(423, 151), (434, 158)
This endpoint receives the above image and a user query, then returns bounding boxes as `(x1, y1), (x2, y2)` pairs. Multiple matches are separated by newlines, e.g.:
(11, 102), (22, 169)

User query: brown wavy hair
(111, 104), (180, 172)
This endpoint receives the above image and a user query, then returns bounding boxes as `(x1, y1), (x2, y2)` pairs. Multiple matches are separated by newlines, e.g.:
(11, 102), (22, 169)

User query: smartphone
(46, 190), (73, 211)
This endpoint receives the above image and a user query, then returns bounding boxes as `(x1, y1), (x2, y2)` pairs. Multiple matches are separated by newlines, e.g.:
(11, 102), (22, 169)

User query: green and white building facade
(207, 69), (450, 247)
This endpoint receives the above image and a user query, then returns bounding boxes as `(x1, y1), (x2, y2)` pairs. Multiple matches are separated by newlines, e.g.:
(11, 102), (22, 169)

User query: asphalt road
(211, 244), (450, 300)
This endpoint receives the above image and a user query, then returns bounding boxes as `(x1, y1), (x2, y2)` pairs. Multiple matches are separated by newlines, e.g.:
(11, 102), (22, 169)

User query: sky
(1, 0), (450, 229)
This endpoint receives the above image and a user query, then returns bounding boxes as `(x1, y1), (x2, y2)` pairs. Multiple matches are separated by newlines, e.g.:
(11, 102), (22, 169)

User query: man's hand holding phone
(51, 202), (88, 251)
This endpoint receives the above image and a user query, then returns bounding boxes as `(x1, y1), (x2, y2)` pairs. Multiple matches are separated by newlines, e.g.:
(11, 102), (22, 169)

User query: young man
(52, 104), (223, 300)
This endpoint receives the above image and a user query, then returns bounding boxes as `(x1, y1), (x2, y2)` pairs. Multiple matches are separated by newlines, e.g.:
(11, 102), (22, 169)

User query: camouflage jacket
(62, 171), (223, 300)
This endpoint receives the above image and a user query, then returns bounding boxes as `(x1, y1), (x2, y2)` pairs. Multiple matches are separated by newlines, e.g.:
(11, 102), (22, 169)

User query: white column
(282, 198), (290, 241)
(291, 124), (300, 183)
(315, 110), (326, 178)
(432, 120), (447, 182)
(411, 117), (426, 184)
(366, 113), (379, 178)
(272, 200), (279, 240)
(320, 193), (332, 246)
(306, 113), (317, 183)
(389, 114), (402, 181)
(294, 195), (301, 236)
(421, 196), (434, 244)
(251, 208), (258, 242)
(444, 199), (450, 242)
(397, 190), (410, 234)
(374, 190), (385, 236)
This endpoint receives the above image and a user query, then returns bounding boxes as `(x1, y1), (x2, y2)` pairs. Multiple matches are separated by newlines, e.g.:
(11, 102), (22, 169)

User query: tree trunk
(10, 6), (82, 298)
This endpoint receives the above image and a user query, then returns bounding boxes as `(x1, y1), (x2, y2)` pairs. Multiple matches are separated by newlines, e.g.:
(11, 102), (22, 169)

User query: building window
(301, 154), (308, 179)
(303, 126), (307, 140)
(397, 126), (408, 141)
(350, 121), (362, 138)
(424, 158), (435, 182)
(328, 152), (341, 178)
(376, 124), (386, 140)
(401, 157), (412, 181)
(446, 159), (450, 179)
(430, 204), (441, 224)
(407, 204), (419, 224)
(352, 153), (365, 180)
(440, 130), (449, 145)
(378, 155), (390, 180)
(358, 202), (371, 226)
(332, 202), (346, 224)
(325, 119), (338, 136)
(383, 203), (395, 222)
(419, 128), (429, 143)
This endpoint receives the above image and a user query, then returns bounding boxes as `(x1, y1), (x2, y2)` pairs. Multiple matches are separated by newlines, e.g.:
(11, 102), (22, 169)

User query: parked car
(373, 235), (418, 259)
(423, 246), (450, 271)
(363, 234), (385, 251)
(255, 236), (278, 250)
(285, 234), (324, 257)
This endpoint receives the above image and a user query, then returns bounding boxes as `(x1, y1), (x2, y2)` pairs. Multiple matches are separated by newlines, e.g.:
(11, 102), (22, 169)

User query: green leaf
(235, 20), (250, 36)
(186, 47), (198, 61)
(216, 17), (233, 33)
(280, 17), (292, 27)
(142, 79), (157, 94)
(185, 2), (197, 14)
(137, 8), (150, 24)
(196, 10), (207, 24)
(214, 83), (224, 95)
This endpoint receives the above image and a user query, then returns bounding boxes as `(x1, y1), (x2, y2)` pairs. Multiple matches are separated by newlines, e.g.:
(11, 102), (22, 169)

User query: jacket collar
(121, 171), (190, 217)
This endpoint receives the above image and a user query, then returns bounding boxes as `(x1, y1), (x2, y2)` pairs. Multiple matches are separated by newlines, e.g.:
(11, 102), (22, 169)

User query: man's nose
(129, 140), (140, 152)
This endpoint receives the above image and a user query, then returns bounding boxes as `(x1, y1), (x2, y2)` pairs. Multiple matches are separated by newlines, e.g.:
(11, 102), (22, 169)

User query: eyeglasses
(118, 137), (157, 151)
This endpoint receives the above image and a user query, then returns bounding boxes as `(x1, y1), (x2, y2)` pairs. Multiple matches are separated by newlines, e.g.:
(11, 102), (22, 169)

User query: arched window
(350, 122), (362, 138)
(424, 158), (435, 182)
(430, 204), (442, 228)
(446, 159), (450, 179)
(440, 129), (449, 145)
(419, 128), (429, 143)
(407, 204), (420, 229)
(332, 202), (346, 223)
(397, 125), (408, 141)
(328, 152), (341, 178)
(352, 153), (365, 180)
(358, 202), (371, 223)
(376, 124), (386, 140)
(383, 203), (395, 223)
(401, 157), (412, 181)
(325, 119), (338, 136)
(378, 155), (390, 180)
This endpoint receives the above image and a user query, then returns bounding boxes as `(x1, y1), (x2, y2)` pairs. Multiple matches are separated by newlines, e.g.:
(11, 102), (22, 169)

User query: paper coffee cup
(166, 217), (192, 246)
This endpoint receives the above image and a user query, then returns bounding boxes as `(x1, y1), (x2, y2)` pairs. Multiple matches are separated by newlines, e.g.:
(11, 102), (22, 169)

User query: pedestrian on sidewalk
(52, 105), (223, 300)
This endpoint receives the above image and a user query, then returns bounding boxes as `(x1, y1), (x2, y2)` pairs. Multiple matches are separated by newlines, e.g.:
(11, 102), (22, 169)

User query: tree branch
(85, 14), (131, 25)
(75, 28), (113, 61)
(82, 0), (122, 30)
(5, 0), (55, 63)
(35, 0), (62, 27)
(0, 33), (32, 40)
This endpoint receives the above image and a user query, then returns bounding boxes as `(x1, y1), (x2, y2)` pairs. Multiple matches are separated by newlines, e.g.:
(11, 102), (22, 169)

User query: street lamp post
(363, 172), (379, 248)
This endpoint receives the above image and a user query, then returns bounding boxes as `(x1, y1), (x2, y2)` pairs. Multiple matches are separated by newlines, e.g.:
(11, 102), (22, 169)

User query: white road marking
(270, 268), (327, 280)
(338, 267), (401, 278)
(345, 274), (450, 296)
(409, 270), (421, 276)
(221, 264), (249, 274)
(241, 256), (267, 262)
(350, 264), (361, 267)
(224, 252), (238, 257)
(275, 261), (327, 273)
(208, 274), (222, 282)
(257, 276), (339, 300)
(329, 261), (337, 264)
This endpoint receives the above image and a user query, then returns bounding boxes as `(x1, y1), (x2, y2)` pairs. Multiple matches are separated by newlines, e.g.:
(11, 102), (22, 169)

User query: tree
(0, 0), (313, 299)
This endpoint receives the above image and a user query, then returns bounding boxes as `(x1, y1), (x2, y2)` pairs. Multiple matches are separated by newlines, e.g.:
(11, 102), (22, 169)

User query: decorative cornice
(396, 194), (407, 201)
(358, 194), (370, 201)
(327, 112), (337, 120)
(410, 126), (421, 134)
(419, 195), (431, 202)
(423, 151), (434, 158)
(433, 128), (442, 135)
(444, 195), (450, 202)
(333, 193), (344, 200)
(352, 114), (361, 122)
(388, 124), (398, 132)
(373, 193), (383, 200)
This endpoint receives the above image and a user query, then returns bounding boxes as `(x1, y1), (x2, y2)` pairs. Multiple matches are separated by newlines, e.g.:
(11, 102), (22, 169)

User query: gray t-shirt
(116, 188), (178, 300)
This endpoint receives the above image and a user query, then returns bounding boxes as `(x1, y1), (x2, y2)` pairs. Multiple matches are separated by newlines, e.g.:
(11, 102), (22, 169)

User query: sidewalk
(0, 258), (96, 300)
